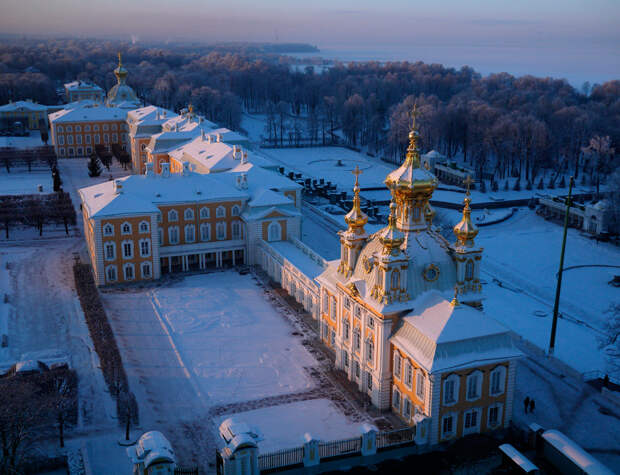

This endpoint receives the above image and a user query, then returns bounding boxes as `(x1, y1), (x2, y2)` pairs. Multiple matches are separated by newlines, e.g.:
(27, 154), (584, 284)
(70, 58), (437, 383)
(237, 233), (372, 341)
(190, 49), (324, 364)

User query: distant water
(292, 44), (619, 87)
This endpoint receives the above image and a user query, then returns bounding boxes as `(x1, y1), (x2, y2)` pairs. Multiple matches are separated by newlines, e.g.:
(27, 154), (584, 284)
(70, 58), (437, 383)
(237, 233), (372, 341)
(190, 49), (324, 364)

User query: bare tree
(582, 135), (616, 199)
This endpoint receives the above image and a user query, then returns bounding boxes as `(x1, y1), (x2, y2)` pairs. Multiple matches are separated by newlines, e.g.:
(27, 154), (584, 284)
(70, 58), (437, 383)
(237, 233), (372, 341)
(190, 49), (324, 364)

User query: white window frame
(392, 386), (401, 412)
(342, 350), (349, 368)
(185, 224), (196, 243)
(121, 221), (132, 235)
(67, 135), (73, 145)
(103, 223), (114, 236)
(465, 259), (474, 281)
(121, 240), (134, 259)
(416, 370), (426, 400)
(216, 222), (226, 240)
(441, 413), (456, 439)
(353, 328), (361, 351)
(487, 403), (504, 429)
(105, 265), (117, 283)
(139, 220), (150, 233)
(231, 205), (240, 216)
(141, 262), (152, 279)
(394, 352), (402, 381)
(489, 365), (506, 396)
(184, 208), (194, 220)
(462, 407), (481, 435)
(58, 135), (64, 145)
(104, 241), (116, 261)
(403, 396), (412, 420)
(200, 207), (210, 219)
(342, 318), (350, 342)
(139, 238), (151, 257)
(168, 209), (178, 222)
(443, 374), (460, 406)
(267, 221), (281, 242)
(200, 223), (211, 241)
(466, 370), (483, 401)
(123, 263), (135, 281)
(365, 338), (374, 365)
(57, 125), (63, 133)
(231, 221), (242, 240)
(404, 361), (413, 389)
(216, 205), (226, 218)
(168, 226), (179, 244)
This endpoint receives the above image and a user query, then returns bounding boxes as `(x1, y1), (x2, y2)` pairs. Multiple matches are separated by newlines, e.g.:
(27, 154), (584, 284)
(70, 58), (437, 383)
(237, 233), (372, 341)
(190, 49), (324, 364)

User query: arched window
(489, 365), (507, 396)
(184, 208), (194, 220)
(121, 222), (132, 235)
(200, 223), (211, 241)
(466, 370), (483, 401)
(57, 125), (63, 133)
(465, 260), (474, 281)
(443, 374), (460, 406)
(139, 239), (150, 257)
(267, 221), (281, 242)
(391, 270), (400, 289)
(231, 205), (241, 216)
(216, 206), (226, 218)
(139, 221), (149, 233)
(200, 207), (210, 219)
(232, 222), (242, 240)
(141, 262), (152, 279)
(168, 226), (179, 244)
(105, 265), (117, 283)
(123, 263), (135, 281)
(185, 224), (195, 243)
(216, 222), (226, 240)
(104, 242), (116, 261)
(168, 209), (178, 222)
(103, 223), (114, 236)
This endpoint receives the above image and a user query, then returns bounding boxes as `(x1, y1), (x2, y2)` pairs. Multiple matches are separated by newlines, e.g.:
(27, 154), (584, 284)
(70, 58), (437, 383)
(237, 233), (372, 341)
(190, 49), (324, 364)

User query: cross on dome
(463, 175), (474, 195)
(352, 164), (362, 187)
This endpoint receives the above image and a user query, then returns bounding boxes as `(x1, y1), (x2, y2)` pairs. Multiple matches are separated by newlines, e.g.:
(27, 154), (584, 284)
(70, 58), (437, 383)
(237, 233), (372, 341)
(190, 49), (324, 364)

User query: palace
(311, 127), (520, 444)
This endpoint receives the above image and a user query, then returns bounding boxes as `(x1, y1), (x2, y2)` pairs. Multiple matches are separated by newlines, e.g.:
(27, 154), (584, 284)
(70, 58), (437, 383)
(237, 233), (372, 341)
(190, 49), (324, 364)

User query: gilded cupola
(453, 176), (479, 248)
(379, 201), (405, 254)
(344, 165), (368, 235)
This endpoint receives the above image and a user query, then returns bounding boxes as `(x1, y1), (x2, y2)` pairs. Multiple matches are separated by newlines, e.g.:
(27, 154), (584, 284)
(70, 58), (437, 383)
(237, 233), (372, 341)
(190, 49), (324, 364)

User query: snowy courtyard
(102, 271), (365, 466)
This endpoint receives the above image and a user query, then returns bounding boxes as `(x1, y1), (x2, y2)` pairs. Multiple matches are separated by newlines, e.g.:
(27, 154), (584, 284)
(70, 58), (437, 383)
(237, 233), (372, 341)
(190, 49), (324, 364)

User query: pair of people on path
(524, 396), (535, 413)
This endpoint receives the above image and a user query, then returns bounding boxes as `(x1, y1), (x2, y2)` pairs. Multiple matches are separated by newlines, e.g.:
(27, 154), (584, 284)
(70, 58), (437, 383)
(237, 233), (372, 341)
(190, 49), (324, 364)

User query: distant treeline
(0, 38), (618, 185)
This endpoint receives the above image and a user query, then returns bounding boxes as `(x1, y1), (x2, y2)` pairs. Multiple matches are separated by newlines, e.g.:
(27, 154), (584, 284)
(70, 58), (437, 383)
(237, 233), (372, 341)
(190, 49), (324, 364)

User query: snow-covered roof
(269, 240), (326, 280)
(390, 290), (520, 373)
(0, 100), (48, 112)
(79, 172), (249, 218)
(541, 430), (614, 474)
(248, 188), (293, 207)
(49, 104), (128, 123)
(64, 81), (103, 92)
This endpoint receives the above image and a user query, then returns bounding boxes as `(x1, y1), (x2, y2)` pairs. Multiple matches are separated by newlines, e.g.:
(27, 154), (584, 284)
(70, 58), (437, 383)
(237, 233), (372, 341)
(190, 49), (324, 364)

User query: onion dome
(344, 165), (368, 234)
(453, 185), (478, 247)
(385, 128), (437, 194)
(379, 201), (405, 254)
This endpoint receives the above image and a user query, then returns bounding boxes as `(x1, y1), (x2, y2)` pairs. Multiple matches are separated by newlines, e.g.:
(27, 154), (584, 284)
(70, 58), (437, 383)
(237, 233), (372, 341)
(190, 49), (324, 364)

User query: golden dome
(379, 201), (404, 254)
(344, 165), (368, 234)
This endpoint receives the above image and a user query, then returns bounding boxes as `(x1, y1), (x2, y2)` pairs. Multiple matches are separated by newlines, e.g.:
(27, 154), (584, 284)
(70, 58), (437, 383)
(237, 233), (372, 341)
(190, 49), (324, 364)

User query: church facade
(316, 127), (520, 444)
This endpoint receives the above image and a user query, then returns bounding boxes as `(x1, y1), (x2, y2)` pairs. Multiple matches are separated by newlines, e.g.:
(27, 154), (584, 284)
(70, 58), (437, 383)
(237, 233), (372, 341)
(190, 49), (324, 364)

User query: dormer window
(391, 270), (400, 290)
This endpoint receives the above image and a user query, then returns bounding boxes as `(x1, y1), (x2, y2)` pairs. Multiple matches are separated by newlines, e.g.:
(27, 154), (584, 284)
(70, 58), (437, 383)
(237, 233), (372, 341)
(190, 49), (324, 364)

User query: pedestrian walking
(529, 399), (535, 413)
(524, 396), (530, 414)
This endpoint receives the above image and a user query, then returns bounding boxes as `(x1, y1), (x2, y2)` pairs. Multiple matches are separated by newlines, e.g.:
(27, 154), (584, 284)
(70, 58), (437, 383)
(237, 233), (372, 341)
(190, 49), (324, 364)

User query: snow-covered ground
(0, 130), (46, 149)
(0, 169), (53, 195)
(241, 113), (268, 143)
(216, 399), (364, 452)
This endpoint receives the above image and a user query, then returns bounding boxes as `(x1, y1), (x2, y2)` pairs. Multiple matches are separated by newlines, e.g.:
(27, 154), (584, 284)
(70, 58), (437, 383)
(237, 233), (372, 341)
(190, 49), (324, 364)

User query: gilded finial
(463, 175), (474, 195)
(405, 103), (421, 168)
(344, 164), (368, 232)
(188, 103), (194, 116)
(118, 52), (122, 67)
(352, 164), (362, 188)
(453, 175), (478, 247)
(450, 286), (460, 306)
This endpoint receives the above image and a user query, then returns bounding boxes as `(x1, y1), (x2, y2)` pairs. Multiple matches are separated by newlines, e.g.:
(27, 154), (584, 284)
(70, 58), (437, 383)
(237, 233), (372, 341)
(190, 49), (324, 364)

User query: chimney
(113, 179), (123, 193)
(145, 162), (154, 177)
(235, 173), (248, 190)
(182, 162), (190, 176)
(160, 162), (170, 177)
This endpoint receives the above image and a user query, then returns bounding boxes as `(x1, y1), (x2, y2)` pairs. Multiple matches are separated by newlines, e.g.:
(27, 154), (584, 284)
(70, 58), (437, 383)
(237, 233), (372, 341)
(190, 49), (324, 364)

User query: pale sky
(1, 0), (619, 84)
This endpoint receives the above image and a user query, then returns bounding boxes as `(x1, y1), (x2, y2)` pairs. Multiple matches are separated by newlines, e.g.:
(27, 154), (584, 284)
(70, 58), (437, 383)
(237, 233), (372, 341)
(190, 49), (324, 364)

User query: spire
(453, 175), (479, 247)
(450, 286), (460, 307)
(344, 165), (368, 234)
(379, 199), (404, 254)
(114, 52), (128, 84)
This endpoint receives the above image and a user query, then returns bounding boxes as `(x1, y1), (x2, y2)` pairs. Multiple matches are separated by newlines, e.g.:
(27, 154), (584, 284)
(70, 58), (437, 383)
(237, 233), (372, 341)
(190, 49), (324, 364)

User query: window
(185, 224), (195, 243)
(216, 222), (226, 240)
(403, 397), (412, 419)
(66, 125), (73, 132)
(139, 239), (150, 257)
(141, 262), (151, 279)
(112, 133), (118, 142)
(465, 260), (474, 280)
(416, 371), (426, 400)
(57, 125), (63, 133)
(200, 223), (211, 241)
(103, 124), (109, 131)
(121, 222), (132, 235)
(122, 240), (133, 259)
(86, 147), (92, 154)
(344, 297), (351, 310)
(267, 221), (281, 242)
(184, 208), (194, 220)
(68, 147), (74, 156)
(231, 205), (240, 216)
(490, 366), (506, 396)
(104, 134), (109, 143)
(86, 135), (91, 144)
(232, 222), (241, 240)
(94, 124), (99, 131)
(343, 319), (350, 341)
(105, 265), (117, 283)
(354, 360), (360, 379)
(216, 206), (226, 218)
(466, 371), (482, 401)
(168, 226), (179, 244)
(67, 135), (73, 145)
(104, 242), (116, 260)
(463, 409), (480, 435)
(111, 123), (117, 131)
(405, 361), (413, 388)
(103, 223), (114, 236)
(391, 270), (400, 289)
(141, 143), (146, 151)
(58, 135), (64, 145)
(354, 306), (361, 319)
(322, 290), (329, 313)
(442, 414), (455, 438)
(365, 338), (374, 364)
(330, 297), (337, 320)
(59, 148), (65, 156)
(392, 387), (401, 411)
(94, 134), (100, 144)
(394, 353), (402, 380)
(366, 371), (373, 390)
(367, 317), (374, 329)
(168, 209), (178, 222)
(200, 207), (210, 219)
(77, 147), (83, 156)
(85, 125), (91, 132)
(488, 404), (503, 428)
(330, 329), (335, 346)
(123, 263), (134, 281)
(76, 135), (82, 144)
(139, 221), (149, 233)
(75, 125), (81, 132)
(353, 329), (361, 351)
(342, 350), (349, 368)
(443, 375), (459, 406)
